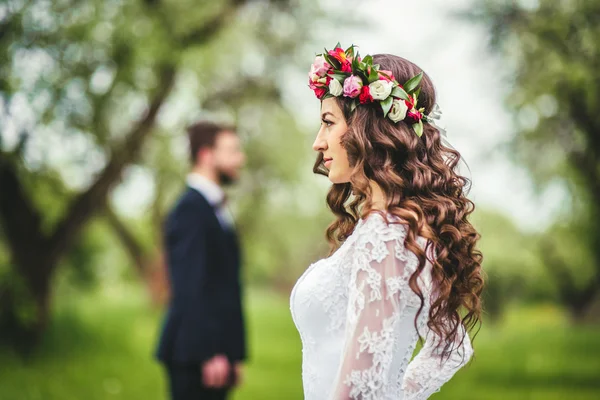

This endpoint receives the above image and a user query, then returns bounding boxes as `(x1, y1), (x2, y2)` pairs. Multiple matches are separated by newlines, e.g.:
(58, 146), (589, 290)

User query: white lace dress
(290, 213), (473, 400)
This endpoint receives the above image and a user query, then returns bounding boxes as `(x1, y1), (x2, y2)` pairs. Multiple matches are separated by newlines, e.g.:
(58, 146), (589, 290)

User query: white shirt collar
(186, 173), (225, 206)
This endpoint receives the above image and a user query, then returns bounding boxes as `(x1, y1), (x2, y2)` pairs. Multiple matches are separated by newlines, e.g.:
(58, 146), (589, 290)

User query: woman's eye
(322, 119), (333, 127)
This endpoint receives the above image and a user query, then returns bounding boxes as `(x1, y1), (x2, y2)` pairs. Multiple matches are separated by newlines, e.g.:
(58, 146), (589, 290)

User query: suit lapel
(187, 187), (239, 261)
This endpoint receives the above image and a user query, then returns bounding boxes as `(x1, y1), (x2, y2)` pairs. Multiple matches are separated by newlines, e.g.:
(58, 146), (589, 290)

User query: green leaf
(324, 52), (340, 69)
(362, 55), (373, 65)
(381, 96), (393, 117)
(345, 45), (354, 59)
(356, 69), (370, 83)
(332, 73), (349, 82)
(391, 86), (409, 100)
(335, 42), (342, 49)
(367, 64), (379, 83)
(349, 100), (357, 113)
(404, 72), (423, 93)
(414, 87), (422, 101)
(352, 56), (359, 70)
(413, 121), (423, 137)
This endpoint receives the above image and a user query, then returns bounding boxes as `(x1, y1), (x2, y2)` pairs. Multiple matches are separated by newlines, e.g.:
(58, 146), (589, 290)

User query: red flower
(406, 109), (423, 123)
(404, 93), (421, 121)
(341, 60), (352, 73)
(328, 47), (347, 62)
(314, 87), (327, 99)
(359, 85), (373, 104)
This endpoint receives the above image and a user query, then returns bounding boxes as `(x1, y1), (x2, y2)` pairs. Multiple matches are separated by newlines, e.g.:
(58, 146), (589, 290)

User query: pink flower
(308, 75), (331, 90)
(343, 75), (363, 98)
(378, 70), (395, 82)
(359, 85), (373, 104)
(309, 55), (331, 80)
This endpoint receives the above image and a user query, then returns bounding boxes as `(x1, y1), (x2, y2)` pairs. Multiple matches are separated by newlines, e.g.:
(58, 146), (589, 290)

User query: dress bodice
(290, 213), (472, 400)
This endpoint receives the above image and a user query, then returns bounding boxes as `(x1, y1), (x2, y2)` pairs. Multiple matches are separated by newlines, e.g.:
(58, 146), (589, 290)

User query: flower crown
(309, 43), (430, 137)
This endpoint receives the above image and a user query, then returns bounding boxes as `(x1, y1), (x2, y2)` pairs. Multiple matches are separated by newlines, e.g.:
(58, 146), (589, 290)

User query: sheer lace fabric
(290, 214), (473, 400)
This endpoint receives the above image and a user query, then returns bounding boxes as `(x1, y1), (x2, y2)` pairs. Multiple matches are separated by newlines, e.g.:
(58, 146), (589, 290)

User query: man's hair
(187, 121), (236, 163)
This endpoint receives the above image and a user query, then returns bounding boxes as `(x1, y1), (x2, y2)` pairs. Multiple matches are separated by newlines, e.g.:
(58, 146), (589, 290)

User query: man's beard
(217, 169), (237, 186)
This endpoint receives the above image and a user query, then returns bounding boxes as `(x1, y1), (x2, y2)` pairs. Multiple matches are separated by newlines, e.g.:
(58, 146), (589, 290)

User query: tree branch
(104, 204), (147, 276)
(202, 78), (280, 110)
(47, 65), (177, 263)
(179, 0), (246, 47)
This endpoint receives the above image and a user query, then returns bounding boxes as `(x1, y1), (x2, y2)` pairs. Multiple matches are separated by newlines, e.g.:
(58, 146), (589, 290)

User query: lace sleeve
(402, 322), (473, 400)
(329, 221), (411, 400)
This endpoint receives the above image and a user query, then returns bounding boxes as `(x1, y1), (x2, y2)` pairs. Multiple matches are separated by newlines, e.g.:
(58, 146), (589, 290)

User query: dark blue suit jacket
(156, 188), (247, 365)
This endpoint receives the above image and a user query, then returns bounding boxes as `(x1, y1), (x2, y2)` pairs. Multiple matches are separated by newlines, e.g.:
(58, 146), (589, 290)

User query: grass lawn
(0, 287), (599, 400)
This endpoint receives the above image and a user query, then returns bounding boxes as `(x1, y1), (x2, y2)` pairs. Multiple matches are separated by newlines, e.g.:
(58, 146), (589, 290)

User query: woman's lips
(324, 158), (332, 168)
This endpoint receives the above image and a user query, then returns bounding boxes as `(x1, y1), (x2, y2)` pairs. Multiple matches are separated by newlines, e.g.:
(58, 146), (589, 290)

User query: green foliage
(472, 208), (553, 318)
(58, 218), (134, 290)
(471, 0), (600, 316)
(0, 289), (599, 400)
(0, 0), (337, 340)
(473, 0), (600, 187)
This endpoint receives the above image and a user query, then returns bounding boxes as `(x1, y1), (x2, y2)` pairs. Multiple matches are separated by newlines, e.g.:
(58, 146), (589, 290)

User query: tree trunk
(0, 66), (176, 352)
(0, 258), (53, 354)
(540, 238), (600, 323)
(103, 205), (170, 305)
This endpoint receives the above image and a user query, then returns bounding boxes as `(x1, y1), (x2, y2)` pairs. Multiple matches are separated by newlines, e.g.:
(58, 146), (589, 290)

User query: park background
(1, 0), (599, 399)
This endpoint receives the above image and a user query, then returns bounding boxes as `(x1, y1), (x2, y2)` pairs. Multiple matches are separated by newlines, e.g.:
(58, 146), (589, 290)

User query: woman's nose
(312, 130), (327, 152)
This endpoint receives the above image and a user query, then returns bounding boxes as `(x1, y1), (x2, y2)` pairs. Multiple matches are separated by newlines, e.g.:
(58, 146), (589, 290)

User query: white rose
(329, 78), (343, 96)
(368, 80), (393, 101)
(388, 98), (408, 122)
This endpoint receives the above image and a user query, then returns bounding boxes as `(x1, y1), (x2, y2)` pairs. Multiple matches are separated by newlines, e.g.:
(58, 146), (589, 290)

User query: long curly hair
(314, 54), (484, 354)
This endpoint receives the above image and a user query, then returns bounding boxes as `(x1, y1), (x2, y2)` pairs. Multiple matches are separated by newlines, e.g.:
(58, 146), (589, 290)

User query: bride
(290, 44), (484, 400)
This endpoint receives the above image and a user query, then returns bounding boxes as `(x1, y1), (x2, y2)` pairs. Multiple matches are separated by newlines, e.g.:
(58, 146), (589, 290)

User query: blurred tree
(472, 208), (551, 322)
(472, 0), (600, 320)
(0, 0), (339, 351)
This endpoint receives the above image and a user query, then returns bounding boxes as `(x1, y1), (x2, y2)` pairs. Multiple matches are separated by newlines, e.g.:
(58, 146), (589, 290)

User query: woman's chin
(328, 171), (350, 184)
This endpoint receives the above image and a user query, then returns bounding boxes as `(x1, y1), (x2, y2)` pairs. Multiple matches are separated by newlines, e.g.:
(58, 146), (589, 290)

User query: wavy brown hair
(314, 54), (484, 355)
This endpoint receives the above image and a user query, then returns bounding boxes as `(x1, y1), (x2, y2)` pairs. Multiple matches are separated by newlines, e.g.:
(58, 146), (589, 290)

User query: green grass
(0, 287), (599, 400)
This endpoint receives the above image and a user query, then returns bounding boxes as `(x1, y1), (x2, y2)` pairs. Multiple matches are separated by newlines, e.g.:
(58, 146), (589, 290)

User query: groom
(156, 121), (247, 400)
